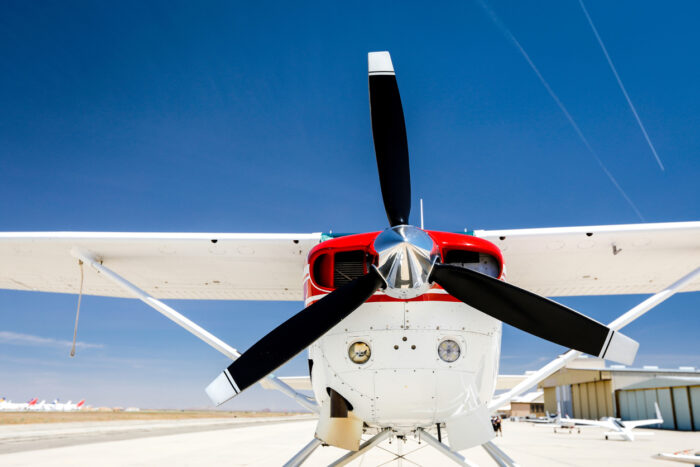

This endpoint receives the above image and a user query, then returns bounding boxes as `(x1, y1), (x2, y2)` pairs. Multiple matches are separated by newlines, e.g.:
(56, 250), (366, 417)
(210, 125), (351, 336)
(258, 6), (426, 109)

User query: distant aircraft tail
(77, 400), (85, 408)
(556, 401), (562, 422)
(28, 398), (38, 405)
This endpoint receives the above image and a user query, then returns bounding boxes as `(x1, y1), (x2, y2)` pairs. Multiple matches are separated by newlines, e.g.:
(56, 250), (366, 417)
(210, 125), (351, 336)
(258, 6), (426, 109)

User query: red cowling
(305, 231), (503, 303)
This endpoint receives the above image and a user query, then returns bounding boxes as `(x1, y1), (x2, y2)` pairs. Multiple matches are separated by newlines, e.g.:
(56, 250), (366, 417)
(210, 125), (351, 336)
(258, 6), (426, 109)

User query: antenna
(420, 198), (424, 229)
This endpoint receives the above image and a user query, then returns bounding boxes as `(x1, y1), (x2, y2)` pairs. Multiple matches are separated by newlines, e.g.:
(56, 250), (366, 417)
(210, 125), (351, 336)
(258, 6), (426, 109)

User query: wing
(623, 403), (663, 429)
(474, 221), (700, 296)
(623, 418), (663, 429)
(560, 418), (609, 428)
(0, 232), (322, 300)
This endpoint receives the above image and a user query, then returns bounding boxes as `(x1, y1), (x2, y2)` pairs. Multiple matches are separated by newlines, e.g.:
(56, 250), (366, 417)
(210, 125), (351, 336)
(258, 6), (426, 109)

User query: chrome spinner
(373, 225), (440, 299)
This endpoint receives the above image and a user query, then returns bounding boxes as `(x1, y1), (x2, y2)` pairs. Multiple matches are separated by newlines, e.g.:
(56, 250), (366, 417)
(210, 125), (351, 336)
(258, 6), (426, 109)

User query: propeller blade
(430, 264), (638, 364)
(368, 51), (411, 227)
(206, 268), (384, 405)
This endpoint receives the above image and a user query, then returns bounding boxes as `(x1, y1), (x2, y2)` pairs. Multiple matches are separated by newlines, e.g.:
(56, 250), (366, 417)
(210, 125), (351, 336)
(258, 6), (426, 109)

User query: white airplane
(0, 397), (38, 411)
(525, 401), (569, 427)
(62, 399), (86, 411)
(27, 399), (47, 411)
(654, 450), (700, 464)
(39, 399), (86, 412)
(555, 402), (663, 441)
(0, 51), (699, 466)
(527, 412), (560, 425)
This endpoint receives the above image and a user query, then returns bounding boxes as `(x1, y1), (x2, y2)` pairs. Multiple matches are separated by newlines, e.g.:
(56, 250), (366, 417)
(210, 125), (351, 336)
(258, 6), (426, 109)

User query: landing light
(438, 339), (461, 362)
(348, 341), (371, 364)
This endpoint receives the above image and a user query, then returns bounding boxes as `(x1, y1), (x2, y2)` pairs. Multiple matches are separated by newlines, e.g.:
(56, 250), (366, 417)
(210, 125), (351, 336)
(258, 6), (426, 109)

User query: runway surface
(0, 417), (697, 466)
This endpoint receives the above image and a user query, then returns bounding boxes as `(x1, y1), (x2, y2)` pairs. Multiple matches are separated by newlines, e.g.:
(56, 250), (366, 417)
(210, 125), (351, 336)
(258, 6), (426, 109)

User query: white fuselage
(0, 401), (33, 411)
(309, 298), (501, 432)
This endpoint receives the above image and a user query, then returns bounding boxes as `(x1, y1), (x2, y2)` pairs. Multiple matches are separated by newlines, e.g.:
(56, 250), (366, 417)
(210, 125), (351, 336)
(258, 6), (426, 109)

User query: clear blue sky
(0, 1), (697, 410)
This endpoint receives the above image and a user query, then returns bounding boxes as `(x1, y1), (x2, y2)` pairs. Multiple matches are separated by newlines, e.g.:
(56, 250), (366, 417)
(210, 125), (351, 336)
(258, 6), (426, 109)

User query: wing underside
(0, 232), (322, 300)
(475, 221), (700, 296)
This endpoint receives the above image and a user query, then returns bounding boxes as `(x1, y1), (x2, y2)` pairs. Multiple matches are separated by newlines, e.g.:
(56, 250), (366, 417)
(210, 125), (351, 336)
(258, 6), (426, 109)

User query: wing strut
(70, 260), (84, 357)
(489, 266), (700, 411)
(71, 248), (319, 414)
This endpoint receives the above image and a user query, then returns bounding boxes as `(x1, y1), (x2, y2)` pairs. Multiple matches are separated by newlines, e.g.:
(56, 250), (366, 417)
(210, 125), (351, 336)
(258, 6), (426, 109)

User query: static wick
(70, 260), (84, 357)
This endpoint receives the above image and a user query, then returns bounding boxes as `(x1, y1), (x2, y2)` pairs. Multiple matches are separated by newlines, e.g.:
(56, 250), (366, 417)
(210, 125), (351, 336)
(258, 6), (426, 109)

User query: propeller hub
(373, 225), (439, 299)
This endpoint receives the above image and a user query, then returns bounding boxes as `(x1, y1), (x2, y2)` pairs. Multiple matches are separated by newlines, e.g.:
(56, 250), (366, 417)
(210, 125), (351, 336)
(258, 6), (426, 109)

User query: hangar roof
(619, 376), (700, 390)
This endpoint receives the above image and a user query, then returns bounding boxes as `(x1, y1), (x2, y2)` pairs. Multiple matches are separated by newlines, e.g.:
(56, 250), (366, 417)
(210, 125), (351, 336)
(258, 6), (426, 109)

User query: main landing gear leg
(417, 428), (479, 467)
(283, 438), (323, 467)
(327, 429), (392, 467)
(483, 441), (521, 467)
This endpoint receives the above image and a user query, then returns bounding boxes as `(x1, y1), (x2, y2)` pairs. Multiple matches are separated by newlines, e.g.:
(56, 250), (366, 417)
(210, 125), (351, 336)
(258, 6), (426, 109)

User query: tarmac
(0, 416), (697, 466)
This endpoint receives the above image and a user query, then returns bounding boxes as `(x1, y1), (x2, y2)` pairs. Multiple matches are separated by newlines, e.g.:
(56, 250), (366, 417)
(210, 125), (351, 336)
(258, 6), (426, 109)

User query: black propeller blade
(208, 268), (384, 402)
(369, 51), (411, 227)
(430, 264), (636, 363)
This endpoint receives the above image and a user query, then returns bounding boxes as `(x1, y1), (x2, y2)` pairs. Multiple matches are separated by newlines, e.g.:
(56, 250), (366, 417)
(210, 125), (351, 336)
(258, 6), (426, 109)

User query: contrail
(0, 331), (103, 349)
(579, 0), (664, 171)
(475, 0), (645, 221)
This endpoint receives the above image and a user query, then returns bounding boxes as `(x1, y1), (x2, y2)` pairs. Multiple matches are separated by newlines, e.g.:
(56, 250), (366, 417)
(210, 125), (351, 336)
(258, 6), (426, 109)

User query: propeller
(430, 264), (638, 363)
(206, 51), (638, 406)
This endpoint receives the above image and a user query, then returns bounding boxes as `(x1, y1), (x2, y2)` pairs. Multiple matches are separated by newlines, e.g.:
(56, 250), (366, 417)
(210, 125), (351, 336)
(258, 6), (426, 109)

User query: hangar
(497, 391), (545, 419)
(539, 356), (700, 430)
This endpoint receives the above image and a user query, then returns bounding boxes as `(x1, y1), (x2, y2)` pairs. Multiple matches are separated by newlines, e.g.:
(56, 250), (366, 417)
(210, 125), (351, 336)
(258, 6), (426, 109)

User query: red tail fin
(77, 400), (85, 407)
(28, 398), (38, 405)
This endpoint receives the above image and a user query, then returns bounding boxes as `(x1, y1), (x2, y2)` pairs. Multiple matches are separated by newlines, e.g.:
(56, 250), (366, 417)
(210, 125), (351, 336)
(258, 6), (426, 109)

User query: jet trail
(475, 0), (645, 221)
(579, 0), (664, 171)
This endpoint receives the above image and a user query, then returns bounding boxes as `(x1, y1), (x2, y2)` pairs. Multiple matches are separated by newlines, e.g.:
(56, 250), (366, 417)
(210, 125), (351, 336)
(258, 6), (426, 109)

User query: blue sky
(0, 1), (698, 410)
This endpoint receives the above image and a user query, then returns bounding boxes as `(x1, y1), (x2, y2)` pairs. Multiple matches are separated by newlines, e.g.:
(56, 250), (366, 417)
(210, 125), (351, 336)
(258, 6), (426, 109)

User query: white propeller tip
(205, 371), (238, 406)
(368, 51), (394, 75)
(601, 331), (639, 365)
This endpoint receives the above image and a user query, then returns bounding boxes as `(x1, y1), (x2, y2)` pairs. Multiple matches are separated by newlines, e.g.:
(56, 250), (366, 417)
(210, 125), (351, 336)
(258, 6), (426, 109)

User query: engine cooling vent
(333, 250), (365, 287)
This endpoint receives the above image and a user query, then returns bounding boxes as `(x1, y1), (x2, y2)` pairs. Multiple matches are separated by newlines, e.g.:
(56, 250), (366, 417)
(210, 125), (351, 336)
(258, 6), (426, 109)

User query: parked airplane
(556, 402), (663, 441)
(654, 450), (700, 464)
(38, 399), (86, 412)
(0, 398), (85, 412)
(524, 402), (567, 426)
(0, 51), (698, 465)
(62, 399), (86, 411)
(27, 400), (47, 411)
(527, 412), (560, 425)
(0, 397), (38, 411)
